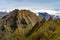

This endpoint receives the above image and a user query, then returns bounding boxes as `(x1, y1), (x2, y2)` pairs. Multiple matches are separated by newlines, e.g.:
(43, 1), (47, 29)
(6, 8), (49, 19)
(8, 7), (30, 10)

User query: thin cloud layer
(0, 0), (60, 10)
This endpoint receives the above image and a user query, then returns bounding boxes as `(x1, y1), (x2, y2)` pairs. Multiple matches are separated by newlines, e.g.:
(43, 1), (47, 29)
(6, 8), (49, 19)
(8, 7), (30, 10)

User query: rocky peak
(1, 9), (42, 32)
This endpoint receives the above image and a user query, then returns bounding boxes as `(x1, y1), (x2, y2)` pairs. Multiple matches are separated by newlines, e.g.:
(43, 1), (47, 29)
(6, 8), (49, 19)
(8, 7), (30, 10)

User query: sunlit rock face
(17, 10), (42, 27)
(0, 9), (42, 39)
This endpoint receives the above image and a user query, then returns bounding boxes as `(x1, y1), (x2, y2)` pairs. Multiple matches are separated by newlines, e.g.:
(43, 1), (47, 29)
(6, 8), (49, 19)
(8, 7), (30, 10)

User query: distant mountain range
(38, 12), (50, 20)
(32, 9), (60, 16)
(32, 9), (60, 20)
(0, 11), (8, 17)
(38, 12), (60, 20)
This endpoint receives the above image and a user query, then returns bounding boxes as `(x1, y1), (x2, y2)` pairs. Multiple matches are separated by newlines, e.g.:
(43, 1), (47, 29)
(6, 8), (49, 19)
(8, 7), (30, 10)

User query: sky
(0, 0), (60, 10)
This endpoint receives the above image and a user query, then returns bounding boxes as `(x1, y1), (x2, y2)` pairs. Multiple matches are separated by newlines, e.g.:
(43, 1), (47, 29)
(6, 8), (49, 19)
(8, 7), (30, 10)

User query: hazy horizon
(0, 0), (60, 10)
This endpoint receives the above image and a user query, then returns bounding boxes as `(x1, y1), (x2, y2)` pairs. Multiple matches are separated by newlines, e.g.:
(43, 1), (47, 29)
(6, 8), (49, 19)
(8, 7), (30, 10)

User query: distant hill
(38, 12), (60, 20)
(0, 11), (8, 18)
(0, 9), (60, 40)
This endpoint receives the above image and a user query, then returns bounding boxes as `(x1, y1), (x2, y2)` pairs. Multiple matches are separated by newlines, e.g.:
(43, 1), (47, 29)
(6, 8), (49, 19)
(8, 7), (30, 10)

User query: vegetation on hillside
(0, 9), (60, 40)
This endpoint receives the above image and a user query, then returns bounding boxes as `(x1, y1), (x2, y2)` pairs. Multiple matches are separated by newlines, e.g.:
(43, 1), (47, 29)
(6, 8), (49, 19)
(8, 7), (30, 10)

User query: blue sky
(0, 0), (60, 10)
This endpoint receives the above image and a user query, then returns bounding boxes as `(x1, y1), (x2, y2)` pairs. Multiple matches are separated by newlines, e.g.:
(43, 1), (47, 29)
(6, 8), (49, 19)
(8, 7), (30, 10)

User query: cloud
(0, 0), (60, 10)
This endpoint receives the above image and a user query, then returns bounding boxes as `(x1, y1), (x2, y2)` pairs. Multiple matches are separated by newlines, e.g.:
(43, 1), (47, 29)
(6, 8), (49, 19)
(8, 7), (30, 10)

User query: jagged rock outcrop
(2, 9), (42, 31)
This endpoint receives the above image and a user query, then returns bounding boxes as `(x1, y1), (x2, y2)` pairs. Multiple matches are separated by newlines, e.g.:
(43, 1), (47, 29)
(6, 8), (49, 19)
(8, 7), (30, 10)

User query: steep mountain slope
(0, 9), (60, 40)
(0, 9), (42, 40)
